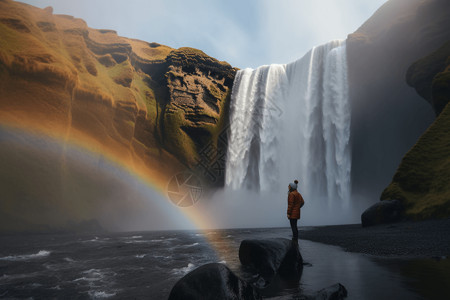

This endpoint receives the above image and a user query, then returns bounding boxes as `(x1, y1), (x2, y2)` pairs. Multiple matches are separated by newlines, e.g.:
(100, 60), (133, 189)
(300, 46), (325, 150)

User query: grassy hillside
(381, 41), (450, 220)
(346, 0), (450, 197)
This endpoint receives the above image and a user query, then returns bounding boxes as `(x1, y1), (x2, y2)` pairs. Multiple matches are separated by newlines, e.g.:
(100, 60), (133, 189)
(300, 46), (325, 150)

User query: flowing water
(226, 40), (351, 209)
(0, 228), (426, 299)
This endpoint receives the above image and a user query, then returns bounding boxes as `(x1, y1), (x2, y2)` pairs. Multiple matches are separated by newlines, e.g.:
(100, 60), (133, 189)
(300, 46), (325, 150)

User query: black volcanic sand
(299, 218), (450, 258)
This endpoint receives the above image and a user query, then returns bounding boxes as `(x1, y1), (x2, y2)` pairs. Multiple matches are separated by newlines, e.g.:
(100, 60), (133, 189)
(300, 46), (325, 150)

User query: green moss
(163, 107), (197, 165)
(195, 89), (231, 162)
(208, 84), (223, 100)
(211, 89), (231, 140)
(385, 40), (450, 220)
(0, 23), (29, 53)
(167, 47), (233, 72)
(407, 41), (450, 113)
(432, 70), (450, 113)
(124, 119), (135, 127)
(132, 73), (157, 119)
(107, 60), (130, 78)
(132, 137), (160, 157)
(382, 100), (450, 219)
(162, 90), (230, 168)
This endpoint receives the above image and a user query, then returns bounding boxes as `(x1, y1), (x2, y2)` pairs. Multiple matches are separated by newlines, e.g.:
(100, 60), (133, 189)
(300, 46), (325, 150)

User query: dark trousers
(289, 219), (298, 240)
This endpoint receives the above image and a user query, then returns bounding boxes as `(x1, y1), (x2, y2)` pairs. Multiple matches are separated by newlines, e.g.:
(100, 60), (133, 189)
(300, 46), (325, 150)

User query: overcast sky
(19, 0), (387, 68)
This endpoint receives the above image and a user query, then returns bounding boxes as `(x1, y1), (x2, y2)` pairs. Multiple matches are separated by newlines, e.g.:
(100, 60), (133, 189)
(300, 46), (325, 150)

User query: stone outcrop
(162, 47), (236, 171)
(380, 40), (450, 220)
(0, 0), (236, 232)
(168, 263), (261, 300)
(169, 240), (347, 300)
(347, 0), (450, 198)
(406, 41), (450, 116)
(355, 0), (450, 223)
(361, 200), (403, 227)
(310, 283), (348, 300)
(0, 0), (237, 174)
(239, 238), (303, 287)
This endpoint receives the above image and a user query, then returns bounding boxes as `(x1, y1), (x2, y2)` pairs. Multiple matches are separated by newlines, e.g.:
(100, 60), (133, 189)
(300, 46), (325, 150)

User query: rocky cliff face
(0, 0), (236, 178)
(346, 0), (450, 199)
(162, 48), (235, 171)
(406, 41), (450, 115)
(0, 0), (236, 231)
(381, 42), (450, 220)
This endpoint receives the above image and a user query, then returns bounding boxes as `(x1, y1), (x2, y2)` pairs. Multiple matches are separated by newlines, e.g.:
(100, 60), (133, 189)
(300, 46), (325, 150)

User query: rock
(0, 0), (237, 232)
(169, 243), (347, 300)
(168, 263), (261, 300)
(43, 6), (53, 14)
(381, 40), (450, 221)
(347, 0), (449, 200)
(239, 238), (303, 287)
(361, 200), (403, 227)
(406, 41), (450, 115)
(162, 47), (237, 176)
(310, 283), (348, 300)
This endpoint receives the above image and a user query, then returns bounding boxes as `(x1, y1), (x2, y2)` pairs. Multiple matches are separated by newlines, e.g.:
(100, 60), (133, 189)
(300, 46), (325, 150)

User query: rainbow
(0, 120), (243, 264)
(0, 121), (220, 232)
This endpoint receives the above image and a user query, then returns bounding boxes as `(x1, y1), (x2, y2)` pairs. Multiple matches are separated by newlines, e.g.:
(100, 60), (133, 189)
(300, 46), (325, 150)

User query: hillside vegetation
(381, 41), (450, 220)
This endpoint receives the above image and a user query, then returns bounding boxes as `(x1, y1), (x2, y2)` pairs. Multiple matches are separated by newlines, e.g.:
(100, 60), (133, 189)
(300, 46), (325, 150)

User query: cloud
(19, 0), (387, 68)
(260, 0), (387, 65)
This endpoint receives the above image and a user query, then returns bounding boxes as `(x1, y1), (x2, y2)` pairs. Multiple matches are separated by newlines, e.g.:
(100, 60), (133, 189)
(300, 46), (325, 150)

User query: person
(287, 179), (305, 241)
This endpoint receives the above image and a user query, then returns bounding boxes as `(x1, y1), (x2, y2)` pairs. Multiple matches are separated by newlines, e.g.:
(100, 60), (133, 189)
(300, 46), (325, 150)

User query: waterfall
(225, 40), (351, 206)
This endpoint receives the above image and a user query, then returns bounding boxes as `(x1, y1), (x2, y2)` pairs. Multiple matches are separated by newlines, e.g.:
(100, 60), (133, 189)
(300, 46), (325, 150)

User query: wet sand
(299, 218), (450, 258)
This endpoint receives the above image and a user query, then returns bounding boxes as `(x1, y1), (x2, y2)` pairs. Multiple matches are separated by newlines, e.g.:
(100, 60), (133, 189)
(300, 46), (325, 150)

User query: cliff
(406, 41), (450, 115)
(381, 42), (450, 220)
(0, 0), (236, 231)
(346, 0), (450, 198)
(0, 0), (236, 181)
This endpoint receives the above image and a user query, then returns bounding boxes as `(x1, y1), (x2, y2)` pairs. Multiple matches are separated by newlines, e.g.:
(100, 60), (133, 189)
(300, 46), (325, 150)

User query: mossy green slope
(381, 41), (450, 220)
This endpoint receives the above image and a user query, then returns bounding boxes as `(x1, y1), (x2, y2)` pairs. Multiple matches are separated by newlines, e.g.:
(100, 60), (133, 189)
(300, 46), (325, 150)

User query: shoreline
(298, 218), (450, 258)
(3, 219), (450, 259)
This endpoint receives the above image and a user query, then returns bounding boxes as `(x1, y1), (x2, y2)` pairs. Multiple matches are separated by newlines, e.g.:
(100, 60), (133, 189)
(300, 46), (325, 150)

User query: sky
(18, 0), (387, 69)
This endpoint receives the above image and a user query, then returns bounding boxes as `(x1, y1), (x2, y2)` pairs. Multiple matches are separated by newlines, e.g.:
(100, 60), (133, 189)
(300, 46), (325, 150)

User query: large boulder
(239, 238), (303, 287)
(168, 263), (261, 300)
(309, 283), (348, 300)
(361, 200), (403, 227)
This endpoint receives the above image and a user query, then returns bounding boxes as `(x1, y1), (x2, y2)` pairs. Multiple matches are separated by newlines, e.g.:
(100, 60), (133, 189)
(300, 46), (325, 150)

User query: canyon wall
(0, 0), (236, 231)
(347, 0), (450, 199)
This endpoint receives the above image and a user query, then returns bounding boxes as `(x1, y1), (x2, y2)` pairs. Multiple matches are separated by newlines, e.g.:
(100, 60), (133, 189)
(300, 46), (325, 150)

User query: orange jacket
(287, 190), (305, 219)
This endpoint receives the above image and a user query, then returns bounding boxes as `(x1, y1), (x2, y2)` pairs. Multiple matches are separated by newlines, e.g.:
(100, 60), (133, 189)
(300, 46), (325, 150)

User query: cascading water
(225, 40), (351, 208)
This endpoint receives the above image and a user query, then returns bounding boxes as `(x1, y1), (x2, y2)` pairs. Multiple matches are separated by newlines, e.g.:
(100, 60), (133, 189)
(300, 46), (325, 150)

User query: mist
(2, 0), (444, 233)
(0, 126), (196, 232)
(193, 188), (373, 229)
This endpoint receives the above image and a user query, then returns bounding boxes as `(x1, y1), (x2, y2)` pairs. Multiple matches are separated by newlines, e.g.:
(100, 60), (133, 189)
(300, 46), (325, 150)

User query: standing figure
(287, 180), (305, 241)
